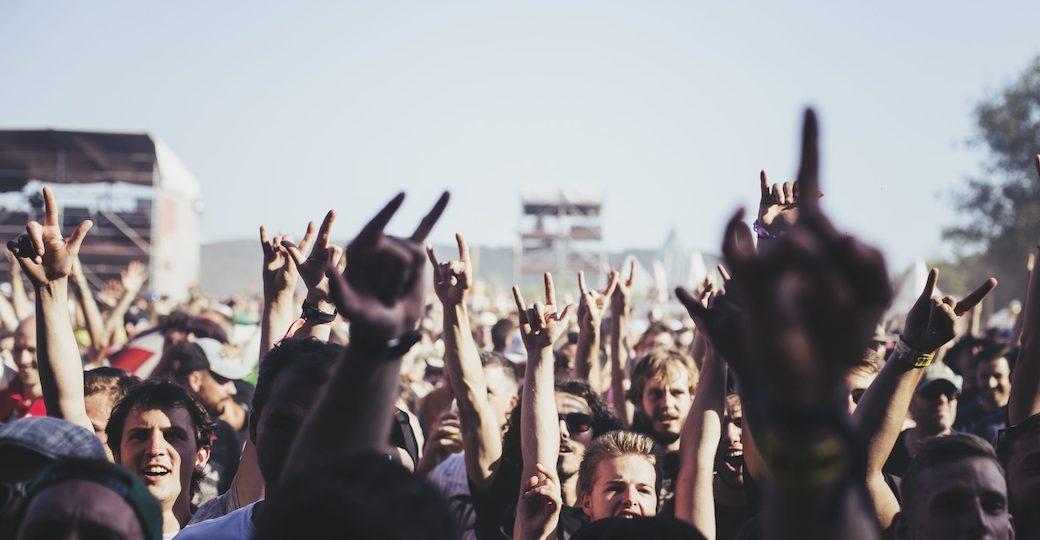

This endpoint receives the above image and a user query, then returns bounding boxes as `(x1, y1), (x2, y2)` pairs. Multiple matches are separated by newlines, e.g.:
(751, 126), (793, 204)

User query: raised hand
(283, 210), (343, 307)
(610, 258), (637, 315)
(577, 269), (618, 333)
(426, 233), (472, 307)
(757, 171), (802, 234)
(6, 187), (92, 288)
(426, 410), (464, 457)
(676, 262), (747, 368)
(513, 273), (575, 354)
(120, 260), (148, 294)
(260, 221), (315, 297)
(515, 463), (563, 540)
(902, 268), (997, 354)
(723, 110), (893, 411)
(327, 192), (449, 344)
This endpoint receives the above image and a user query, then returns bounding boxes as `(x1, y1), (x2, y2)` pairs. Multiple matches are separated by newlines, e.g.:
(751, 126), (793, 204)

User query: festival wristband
(893, 338), (934, 368)
(753, 219), (777, 240)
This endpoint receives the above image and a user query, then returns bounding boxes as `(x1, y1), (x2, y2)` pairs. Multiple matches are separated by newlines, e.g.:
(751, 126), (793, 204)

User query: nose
(224, 381), (237, 396)
(961, 499), (988, 538)
(146, 430), (167, 456)
(558, 418), (570, 440)
(663, 392), (678, 409)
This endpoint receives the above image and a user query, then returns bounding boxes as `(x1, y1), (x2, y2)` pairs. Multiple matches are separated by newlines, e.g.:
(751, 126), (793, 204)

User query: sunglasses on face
(559, 412), (593, 434)
(919, 385), (959, 401)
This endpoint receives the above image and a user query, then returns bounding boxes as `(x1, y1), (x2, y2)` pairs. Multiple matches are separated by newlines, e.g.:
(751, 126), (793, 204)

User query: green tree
(947, 55), (1040, 308)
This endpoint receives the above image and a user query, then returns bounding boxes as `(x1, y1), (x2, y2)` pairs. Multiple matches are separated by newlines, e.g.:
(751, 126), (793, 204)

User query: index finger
(411, 191), (450, 242)
(717, 264), (731, 282)
(954, 277), (998, 316)
(919, 268), (938, 301)
(759, 170), (770, 200)
(299, 221), (316, 253)
(43, 187), (58, 227)
(312, 210), (336, 253)
(512, 286), (528, 323)
(626, 258), (636, 286)
(354, 193), (405, 248)
(425, 244), (440, 268)
(603, 269), (619, 297)
(578, 271), (588, 296)
(544, 272), (556, 307)
(795, 109), (821, 219)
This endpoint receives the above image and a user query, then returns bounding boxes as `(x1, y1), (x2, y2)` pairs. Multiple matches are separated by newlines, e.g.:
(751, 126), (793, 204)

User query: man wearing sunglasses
(883, 364), (962, 478)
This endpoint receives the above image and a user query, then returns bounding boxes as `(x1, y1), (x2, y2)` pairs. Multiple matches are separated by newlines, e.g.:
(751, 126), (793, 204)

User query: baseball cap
(0, 417), (107, 461)
(916, 363), (963, 396)
(169, 339), (251, 381)
(196, 338), (252, 381)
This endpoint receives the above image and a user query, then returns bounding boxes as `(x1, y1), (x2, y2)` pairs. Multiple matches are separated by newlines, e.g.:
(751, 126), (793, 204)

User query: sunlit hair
(83, 367), (139, 403)
(577, 431), (660, 499)
(850, 349), (883, 379)
(626, 347), (699, 404)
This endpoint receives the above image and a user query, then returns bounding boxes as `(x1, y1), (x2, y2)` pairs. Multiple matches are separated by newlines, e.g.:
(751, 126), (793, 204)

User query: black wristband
(350, 329), (422, 360)
(301, 301), (336, 324)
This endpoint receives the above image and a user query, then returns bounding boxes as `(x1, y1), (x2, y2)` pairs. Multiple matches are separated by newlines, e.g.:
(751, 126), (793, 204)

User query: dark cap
(0, 417), (107, 461)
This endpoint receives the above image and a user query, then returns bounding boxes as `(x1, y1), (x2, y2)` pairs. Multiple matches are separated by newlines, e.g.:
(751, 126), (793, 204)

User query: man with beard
(956, 341), (1013, 445)
(884, 364), (962, 477)
(626, 347), (698, 513)
(714, 394), (750, 540)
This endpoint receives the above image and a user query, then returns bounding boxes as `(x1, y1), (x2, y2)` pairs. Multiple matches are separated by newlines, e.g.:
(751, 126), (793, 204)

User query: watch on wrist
(301, 300), (337, 324)
(350, 329), (422, 360)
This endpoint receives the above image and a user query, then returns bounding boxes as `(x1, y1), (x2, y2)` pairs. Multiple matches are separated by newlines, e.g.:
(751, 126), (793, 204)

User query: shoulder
(175, 502), (257, 539)
(186, 492), (234, 526)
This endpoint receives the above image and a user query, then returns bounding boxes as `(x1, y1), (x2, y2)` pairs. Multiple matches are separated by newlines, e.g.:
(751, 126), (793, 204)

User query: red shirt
(0, 388), (47, 421)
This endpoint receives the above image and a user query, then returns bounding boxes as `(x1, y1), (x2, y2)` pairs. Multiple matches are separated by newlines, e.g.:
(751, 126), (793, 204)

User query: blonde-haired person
(577, 431), (661, 521)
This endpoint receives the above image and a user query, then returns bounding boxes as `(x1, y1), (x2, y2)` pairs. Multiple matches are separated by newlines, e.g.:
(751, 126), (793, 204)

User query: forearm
(11, 271), (32, 320)
(610, 311), (633, 427)
(35, 280), (92, 431)
(854, 351), (924, 475)
(295, 293), (334, 342)
(104, 287), (139, 344)
(0, 291), (18, 332)
(575, 328), (602, 391)
(260, 290), (295, 360)
(442, 304), (502, 488)
(282, 345), (402, 483)
(521, 347), (559, 481)
(1010, 246), (1040, 424)
(674, 349), (726, 534)
(72, 273), (108, 352)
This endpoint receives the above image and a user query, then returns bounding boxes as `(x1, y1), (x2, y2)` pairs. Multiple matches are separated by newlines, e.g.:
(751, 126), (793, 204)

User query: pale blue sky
(2, 1), (1038, 271)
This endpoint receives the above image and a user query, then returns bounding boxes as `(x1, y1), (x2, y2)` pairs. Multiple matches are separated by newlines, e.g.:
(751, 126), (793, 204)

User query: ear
(186, 371), (203, 393)
(580, 492), (592, 515)
(194, 445), (211, 473)
(508, 394), (519, 413)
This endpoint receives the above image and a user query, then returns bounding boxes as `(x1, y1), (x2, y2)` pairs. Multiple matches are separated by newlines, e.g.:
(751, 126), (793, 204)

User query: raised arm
(103, 261), (147, 346)
(283, 192), (448, 481)
(6, 187), (93, 433)
(673, 287), (729, 538)
(427, 234), (505, 491)
(854, 269), (996, 529)
(513, 273), (573, 537)
(282, 210), (341, 342)
(70, 259), (109, 361)
(259, 222), (314, 357)
(610, 260), (636, 428)
(1010, 157), (1040, 425)
(7, 251), (34, 321)
(575, 270), (617, 394)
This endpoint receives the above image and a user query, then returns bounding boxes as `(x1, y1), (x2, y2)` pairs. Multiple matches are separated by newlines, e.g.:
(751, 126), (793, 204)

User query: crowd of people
(0, 109), (1037, 539)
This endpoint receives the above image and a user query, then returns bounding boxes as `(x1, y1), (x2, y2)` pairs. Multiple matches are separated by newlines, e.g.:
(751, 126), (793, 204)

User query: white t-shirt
(174, 502), (257, 540)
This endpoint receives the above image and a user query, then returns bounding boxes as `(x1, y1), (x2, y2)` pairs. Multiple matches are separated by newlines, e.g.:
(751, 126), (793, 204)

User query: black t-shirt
(716, 500), (754, 540)
(471, 456), (589, 539)
(883, 429), (913, 478)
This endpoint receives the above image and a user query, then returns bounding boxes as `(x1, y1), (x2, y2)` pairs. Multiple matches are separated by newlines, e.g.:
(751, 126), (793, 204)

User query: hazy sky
(3, 1), (1038, 271)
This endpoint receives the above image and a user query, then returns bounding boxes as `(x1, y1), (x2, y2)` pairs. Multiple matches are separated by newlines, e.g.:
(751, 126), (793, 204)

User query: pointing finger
(43, 187), (59, 228)
(354, 193), (405, 248)
(954, 277), (997, 316)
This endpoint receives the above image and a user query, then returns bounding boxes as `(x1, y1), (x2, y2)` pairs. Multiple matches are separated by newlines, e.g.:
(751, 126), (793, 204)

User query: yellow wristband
(894, 339), (934, 368)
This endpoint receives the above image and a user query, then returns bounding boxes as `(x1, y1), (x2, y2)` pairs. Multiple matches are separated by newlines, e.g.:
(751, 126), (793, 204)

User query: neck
(664, 438), (681, 453)
(161, 503), (181, 535)
(561, 472), (579, 506)
(172, 495), (193, 529)
(978, 396), (1006, 413)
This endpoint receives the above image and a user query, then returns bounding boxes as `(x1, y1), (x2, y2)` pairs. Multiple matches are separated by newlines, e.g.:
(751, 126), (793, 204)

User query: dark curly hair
(105, 380), (215, 497)
(501, 378), (621, 469)
(250, 337), (344, 434)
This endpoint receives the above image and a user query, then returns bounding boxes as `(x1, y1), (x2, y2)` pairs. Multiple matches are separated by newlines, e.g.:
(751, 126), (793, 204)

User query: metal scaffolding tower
(516, 186), (606, 291)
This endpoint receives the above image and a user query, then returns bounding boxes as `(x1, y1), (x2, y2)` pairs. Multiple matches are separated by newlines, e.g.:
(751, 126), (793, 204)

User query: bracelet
(893, 338), (934, 368)
(752, 219), (777, 240)
(757, 411), (858, 487)
(301, 301), (337, 324)
(350, 329), (422, 360)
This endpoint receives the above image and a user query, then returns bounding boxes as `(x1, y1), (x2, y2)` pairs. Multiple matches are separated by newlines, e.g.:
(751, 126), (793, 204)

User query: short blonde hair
(577, 431), (659, 499)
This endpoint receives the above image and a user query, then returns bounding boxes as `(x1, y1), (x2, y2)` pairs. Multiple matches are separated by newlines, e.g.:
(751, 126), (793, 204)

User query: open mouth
(616, 509), (641, 518)
(723, 450), (744, 472)
(559, 445), (573, 454)
(140, 465), (171, 480)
